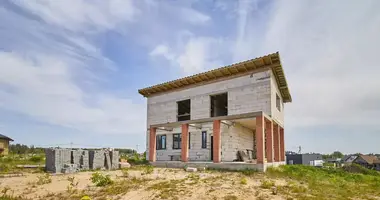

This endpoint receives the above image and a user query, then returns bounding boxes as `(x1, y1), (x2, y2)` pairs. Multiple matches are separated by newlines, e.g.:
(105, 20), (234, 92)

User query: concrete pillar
(149, 127), (156, 162)
(213, 120), (221, 163)
(265, 120), (274, 163)
(280, 127), (285, 161)
(273, 124), (281, 162)
(181, 124), (189, 162)
(255, 116), (265, 164)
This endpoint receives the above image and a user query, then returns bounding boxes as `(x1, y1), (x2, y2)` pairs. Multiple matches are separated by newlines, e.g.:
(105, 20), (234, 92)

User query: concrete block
(186, 167), (197, 172)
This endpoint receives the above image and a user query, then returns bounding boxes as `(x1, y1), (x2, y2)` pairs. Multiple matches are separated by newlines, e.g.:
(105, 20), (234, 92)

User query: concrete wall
(154, 123), (213, 161)
(221, 123), (255, 162)
(146, 70), (272, 128)
(0, 139), (9, 155)
(151, 122), (255, 162)
(270, 71), (284, 125)
(146, 70), (272, 159)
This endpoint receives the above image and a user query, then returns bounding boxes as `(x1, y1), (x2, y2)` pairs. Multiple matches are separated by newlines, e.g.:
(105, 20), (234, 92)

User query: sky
(0, 0), (379, 154)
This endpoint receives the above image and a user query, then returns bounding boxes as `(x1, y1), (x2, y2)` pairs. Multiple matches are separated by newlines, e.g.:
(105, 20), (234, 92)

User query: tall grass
(267, 165), (380, 199)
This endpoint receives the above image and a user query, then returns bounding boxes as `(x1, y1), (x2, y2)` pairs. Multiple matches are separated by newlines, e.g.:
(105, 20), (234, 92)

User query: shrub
(37, 173), (52, 185)
(91, 172), (113, 187)
(240, 177), (248, 185)
(121, 168), (129, 177)
(260, 179), (275, 189)
(67, 176), (79, 193)
(29, 155), (44, 163)
(142, 165), (154, 175)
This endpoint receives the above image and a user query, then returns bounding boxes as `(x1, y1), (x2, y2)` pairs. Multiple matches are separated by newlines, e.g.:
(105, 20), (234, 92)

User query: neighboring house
(138, 52), (292, 171)
(353, 155), (379, 169)
(374, 160), (380, 171)
(286, 153), (323, 166)
(343, 155), (358, 164)
(0, 133), (14, 156)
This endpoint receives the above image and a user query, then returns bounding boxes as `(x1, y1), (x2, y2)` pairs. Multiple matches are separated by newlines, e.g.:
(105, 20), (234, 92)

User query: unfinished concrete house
(138, 52), (292, 171)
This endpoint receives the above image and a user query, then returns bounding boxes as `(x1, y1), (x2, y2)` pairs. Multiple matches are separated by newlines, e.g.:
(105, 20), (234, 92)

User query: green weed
(90, 172), (113, 187)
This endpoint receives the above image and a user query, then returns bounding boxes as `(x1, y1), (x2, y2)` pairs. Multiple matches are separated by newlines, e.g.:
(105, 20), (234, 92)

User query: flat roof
(138, 52), (292, 103)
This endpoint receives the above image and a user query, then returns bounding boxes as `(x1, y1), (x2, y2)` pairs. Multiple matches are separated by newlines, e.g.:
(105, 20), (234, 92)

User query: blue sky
(0, 0), (379, 154)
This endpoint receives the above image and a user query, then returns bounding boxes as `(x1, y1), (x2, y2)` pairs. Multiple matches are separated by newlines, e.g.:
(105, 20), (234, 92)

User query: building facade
(0, 134), (13, 156)
(138, 52), (292, 171)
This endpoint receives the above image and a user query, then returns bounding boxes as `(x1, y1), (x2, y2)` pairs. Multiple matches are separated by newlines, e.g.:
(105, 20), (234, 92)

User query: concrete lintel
(150, 111), (264, 128)
(189, 123), (202, 129)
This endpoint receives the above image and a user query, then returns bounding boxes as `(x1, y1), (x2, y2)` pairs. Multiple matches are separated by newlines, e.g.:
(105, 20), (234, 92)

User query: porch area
(148, 112), (286, 172)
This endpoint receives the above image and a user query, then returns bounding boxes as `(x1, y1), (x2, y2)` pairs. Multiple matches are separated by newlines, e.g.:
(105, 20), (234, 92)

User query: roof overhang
(138, 52), (292, 103)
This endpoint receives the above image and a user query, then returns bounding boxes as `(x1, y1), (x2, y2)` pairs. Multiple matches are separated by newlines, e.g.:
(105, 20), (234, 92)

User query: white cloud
(258, 1), (380, 129)
(13, 0), (139, 32)
(0, 1), (146, 135)
(150, 37), (226, 75)
(180, 7), (211, 25)
(0, 52), (145, 134)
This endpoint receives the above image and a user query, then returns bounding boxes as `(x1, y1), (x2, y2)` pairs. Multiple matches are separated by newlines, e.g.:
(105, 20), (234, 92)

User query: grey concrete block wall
(89, 150), (105, 170)
(270, 71), (284, 125)
(46, 149), (119, 173)
(110, 151), (120, 170)
(146, 70), (273, 128)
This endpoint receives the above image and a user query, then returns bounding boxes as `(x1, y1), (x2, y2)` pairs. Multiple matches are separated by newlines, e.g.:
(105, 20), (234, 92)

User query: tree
(331, 151), (344, 158)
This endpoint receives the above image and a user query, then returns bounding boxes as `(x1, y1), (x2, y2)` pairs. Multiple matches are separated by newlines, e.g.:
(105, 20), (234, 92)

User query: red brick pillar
(273, 124), (281, 162)
(280, 127), (285, 161)
(181, 124), (189, 162)
(265, 120), (274, 163)
(149, 127), (157, 162)
(213, 120), (221, 163)
(255, 116), (265, 164)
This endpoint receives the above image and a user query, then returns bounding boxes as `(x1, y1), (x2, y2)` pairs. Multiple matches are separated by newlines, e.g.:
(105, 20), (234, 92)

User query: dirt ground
(0, 167), (289, 200)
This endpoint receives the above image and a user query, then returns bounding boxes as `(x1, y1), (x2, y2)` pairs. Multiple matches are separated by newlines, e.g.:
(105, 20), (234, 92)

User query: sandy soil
(0, 168), (288, 200)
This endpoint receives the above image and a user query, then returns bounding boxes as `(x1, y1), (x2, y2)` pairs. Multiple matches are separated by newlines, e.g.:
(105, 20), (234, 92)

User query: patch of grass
(90, 172), (113, 187)
(186, 173), (200, 184)
(267, 165), (380, 199)
(142, 165), (154, 175)
(147, 179), (188, 199)
(240, 177), (247, 185)
(241, 168), (258, 176)
(223, 195), (238, 200)
(121, 168), (129, 177)
(260, 179), (275, 189)
(67, 176), (79, 193)
(100, 177), (150, 196)
(36, 173), (52, 185)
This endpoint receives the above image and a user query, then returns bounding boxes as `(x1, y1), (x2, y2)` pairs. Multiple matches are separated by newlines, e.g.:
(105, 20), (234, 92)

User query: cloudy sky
(0, 0), (379, 154)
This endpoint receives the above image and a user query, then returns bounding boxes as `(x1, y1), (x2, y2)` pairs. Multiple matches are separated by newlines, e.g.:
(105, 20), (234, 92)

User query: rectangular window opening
(188, 132), (191, 149)
(210, 93), (228, 117)
(201, 131), (207, 149)
(177, 99), (191, 121)
(173, 133), (181, 149)
(276, 93), (281, 111)
(156, 134), (166, 150)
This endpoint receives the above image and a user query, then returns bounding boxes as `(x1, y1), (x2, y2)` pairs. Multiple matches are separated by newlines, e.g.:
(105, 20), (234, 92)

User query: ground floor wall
(146, 122), (256, 162)
(221, 123), (255, 162)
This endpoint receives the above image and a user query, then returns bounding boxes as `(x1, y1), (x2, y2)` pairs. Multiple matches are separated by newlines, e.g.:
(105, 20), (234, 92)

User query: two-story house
(138, 52), (292, 171)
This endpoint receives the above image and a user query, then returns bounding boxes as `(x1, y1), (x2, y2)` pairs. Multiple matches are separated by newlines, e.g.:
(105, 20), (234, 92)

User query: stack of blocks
(45, 148), (119, 173)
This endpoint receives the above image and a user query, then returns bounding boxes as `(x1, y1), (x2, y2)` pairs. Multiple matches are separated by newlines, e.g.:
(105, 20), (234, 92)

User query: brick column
(280, 127), (285, 161)
(149, 127), (157, 162)
(273, 124), (281, 162)
(181, 124), (189, 162)
(213, 120), (221, 163)
(255, 116), (265, 164)
(265, 120), (274, 163)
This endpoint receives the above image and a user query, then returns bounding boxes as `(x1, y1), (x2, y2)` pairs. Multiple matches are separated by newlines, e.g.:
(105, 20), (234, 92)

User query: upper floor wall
(146, 69), (285, 128)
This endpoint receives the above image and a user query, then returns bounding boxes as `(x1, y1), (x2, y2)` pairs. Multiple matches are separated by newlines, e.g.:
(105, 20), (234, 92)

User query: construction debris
(45, 148), (120, 173)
